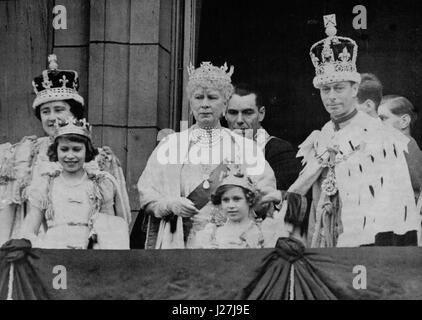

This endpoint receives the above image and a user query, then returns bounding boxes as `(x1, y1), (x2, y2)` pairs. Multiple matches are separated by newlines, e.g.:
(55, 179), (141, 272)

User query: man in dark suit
(225, 83), (302, 191)
(356, 73), (383, 118)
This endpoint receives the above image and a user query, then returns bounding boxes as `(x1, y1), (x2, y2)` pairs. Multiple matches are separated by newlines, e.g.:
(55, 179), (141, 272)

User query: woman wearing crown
(18, 117), (129, 249)
(134, 62), (277, 249)
(0, 55), (131, 245)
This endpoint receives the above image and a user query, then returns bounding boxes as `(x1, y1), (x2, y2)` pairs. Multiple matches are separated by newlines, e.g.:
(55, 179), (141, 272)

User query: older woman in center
(136, 62), (277, 249)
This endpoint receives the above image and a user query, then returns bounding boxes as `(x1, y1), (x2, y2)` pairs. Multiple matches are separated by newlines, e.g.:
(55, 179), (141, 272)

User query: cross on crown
(309, 14), (360, 88)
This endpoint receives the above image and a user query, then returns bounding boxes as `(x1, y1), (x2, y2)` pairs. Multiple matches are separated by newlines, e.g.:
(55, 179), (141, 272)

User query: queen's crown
(32, 54), (84, 109)
(188, 62), (234, 85)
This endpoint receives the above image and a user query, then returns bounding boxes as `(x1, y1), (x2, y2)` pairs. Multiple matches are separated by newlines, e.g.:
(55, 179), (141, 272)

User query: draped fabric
(283, 192), (309, 235)
(0, 240), (49, 300)
(0, 241), (422, 300)
(240, 238), (348, 299)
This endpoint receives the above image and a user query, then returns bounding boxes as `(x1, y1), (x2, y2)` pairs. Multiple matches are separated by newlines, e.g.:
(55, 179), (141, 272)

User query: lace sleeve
(0, 143), (14, 208)
(0, 142), (13, 181)
(1, 136), (37, 205)
(93, 146), (131, 222)
(26, 174), (49, 211)
(97, 174), (116, 216)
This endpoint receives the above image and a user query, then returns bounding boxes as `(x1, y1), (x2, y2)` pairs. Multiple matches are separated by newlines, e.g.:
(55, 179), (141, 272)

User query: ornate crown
(32, 54), (84, 109)
(187, 61), (234, 83)
(54, 117), (92, 139)
(216, 165), (256, 193)
(310, 14), (360, 88)
(187, 62), (235, 100)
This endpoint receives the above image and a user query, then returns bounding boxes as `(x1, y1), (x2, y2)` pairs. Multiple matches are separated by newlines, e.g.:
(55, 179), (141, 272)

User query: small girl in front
(194, 168), (264, 248)
(21, 117), (129, 249)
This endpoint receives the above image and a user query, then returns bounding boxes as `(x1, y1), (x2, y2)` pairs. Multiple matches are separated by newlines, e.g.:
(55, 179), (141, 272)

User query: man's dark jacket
(264, 136), (302, 191)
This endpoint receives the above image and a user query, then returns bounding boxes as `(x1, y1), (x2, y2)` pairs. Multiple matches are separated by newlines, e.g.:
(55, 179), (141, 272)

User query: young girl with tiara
(192, 167), (265, 249)
(20, 117), (129, 249)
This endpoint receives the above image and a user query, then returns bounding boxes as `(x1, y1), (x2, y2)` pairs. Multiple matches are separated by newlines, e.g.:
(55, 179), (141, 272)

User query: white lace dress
(27, 171), (116, 249)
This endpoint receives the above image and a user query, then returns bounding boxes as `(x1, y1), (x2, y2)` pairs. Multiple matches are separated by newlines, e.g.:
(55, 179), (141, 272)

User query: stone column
(53, 0), (90, 106)
(88, 0), (173, 215)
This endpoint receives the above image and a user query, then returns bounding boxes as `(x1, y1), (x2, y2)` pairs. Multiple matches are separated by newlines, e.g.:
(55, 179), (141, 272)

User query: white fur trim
(313, 71), (361, 88)
(32, 87), (84, 109)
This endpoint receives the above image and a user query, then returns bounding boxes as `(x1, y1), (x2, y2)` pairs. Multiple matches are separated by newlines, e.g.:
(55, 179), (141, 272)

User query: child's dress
(194, 220), (265, 249)
(0, 136), (131, 243)
(26, 169), (128, 249)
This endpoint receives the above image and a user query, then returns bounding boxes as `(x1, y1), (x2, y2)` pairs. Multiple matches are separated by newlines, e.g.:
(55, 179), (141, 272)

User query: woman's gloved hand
(164, 197), (199, 218)
(258, 187), (284, 205)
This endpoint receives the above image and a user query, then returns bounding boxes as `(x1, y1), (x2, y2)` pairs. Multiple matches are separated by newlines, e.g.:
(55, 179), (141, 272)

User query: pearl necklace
(190, 127), (223, 147)
(189, 127), (224, 189)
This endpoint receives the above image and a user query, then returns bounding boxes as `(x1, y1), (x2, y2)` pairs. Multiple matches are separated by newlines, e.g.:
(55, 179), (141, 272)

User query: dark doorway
(197, 0), (422, 147)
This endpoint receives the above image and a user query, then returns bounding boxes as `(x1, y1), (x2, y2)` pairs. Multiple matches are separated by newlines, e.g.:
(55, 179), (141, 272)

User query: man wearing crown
(0, 55), (131, 245)
(283, 15), (420, 247)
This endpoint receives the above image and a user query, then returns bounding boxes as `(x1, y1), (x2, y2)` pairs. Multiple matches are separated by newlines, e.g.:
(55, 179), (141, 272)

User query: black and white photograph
(0, 0), (421, 303)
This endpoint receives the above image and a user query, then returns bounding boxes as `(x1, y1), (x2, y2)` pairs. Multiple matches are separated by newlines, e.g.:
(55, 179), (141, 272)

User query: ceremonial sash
(168, 162), (228, 233)
(186, 162), (228, 210)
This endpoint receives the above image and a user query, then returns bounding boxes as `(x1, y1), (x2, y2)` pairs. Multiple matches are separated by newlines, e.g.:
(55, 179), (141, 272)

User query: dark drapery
(0, 240), (49, 300)
(240, 238), (353, 299)
(0, 243), (421, 300)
